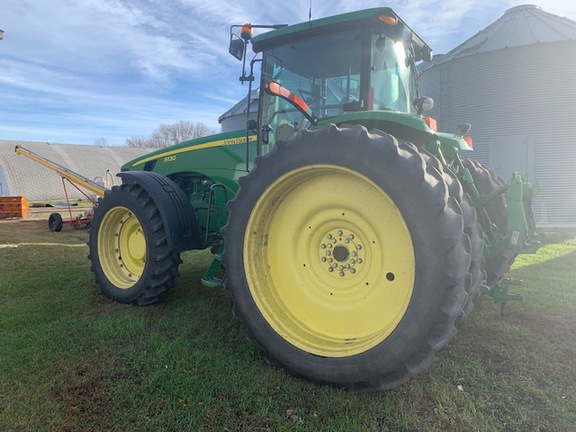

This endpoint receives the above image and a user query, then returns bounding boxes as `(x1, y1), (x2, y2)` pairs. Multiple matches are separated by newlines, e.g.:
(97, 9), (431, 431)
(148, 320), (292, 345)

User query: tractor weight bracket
(486, 277), (524, 316)
(506, 174), (540, 255)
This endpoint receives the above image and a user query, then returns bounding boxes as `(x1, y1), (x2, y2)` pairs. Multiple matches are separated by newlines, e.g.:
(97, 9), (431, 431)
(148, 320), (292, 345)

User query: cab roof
(251, 7), (432, 61)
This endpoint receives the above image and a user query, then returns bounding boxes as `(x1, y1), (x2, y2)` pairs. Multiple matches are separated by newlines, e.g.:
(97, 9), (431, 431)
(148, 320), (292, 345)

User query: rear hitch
(486, 277), (524, 316)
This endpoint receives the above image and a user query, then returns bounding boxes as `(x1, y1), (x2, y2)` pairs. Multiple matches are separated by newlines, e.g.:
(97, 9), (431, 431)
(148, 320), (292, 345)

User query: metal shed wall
(420, 40), (576, 226)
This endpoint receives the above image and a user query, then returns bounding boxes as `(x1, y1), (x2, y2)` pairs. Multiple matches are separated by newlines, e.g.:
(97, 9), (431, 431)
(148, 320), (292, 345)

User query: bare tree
(94, 137), (109, 146)
(126, 121), (214, 148)
(125, 136), (150, 148)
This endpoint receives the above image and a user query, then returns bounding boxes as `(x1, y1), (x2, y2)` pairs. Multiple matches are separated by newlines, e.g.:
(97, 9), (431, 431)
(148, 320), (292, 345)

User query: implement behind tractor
(87, 8), (539, 391)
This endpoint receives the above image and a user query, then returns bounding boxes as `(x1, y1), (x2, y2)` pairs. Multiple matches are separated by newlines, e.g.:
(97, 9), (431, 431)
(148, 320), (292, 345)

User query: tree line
(126, 121), (214, 148)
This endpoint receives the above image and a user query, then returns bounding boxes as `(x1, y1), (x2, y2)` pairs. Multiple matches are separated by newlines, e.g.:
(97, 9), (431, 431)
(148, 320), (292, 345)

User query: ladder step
(201, 276), (224, 288)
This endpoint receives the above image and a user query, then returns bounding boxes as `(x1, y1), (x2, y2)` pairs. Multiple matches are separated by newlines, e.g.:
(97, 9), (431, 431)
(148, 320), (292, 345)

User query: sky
(1, 0), (575, 146)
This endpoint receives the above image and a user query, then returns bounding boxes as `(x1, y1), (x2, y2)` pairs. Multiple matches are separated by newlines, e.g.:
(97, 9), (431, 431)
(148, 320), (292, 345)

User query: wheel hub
(319, 229), (364, 278)
(98, 207), (146, 289)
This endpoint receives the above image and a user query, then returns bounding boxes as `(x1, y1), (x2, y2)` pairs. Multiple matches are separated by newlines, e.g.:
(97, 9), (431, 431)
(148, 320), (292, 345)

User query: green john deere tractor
(88, 8), (539, 391)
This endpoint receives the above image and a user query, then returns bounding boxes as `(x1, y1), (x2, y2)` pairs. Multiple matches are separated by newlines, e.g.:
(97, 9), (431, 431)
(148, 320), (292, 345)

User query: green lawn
(1, 220), (575, 431)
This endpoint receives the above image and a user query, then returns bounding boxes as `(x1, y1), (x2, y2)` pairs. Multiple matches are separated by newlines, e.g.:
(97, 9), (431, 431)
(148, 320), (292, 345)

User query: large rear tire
(88, 182), (181, 305)
(223, 124), (470, 391)
(462, 158), (516, 288)
(423, 155), (485, 323)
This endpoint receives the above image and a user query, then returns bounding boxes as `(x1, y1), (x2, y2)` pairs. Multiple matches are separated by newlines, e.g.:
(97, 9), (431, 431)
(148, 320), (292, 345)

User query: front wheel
(88, 182), (180, 305)
(223, 124), (470, 391)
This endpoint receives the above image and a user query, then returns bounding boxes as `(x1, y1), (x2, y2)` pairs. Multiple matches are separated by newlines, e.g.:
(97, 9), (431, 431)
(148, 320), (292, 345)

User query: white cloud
(1, 0), (576, 144)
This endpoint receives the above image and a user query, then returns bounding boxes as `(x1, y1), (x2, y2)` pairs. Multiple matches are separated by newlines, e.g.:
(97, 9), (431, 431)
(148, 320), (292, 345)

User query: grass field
(1, 219), (575, 431)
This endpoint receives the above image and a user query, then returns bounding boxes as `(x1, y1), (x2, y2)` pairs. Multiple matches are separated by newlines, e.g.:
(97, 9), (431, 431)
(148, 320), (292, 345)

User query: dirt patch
(85, 296), (124, 317)
(52, 350), (126, 431)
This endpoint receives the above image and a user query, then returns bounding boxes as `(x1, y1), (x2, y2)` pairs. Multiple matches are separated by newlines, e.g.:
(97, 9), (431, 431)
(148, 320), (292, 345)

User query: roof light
(457, 123), (472, 136)
(379, 15), (397, 26)
(414, 96), (434, 115)
(241, 24), (253, 41)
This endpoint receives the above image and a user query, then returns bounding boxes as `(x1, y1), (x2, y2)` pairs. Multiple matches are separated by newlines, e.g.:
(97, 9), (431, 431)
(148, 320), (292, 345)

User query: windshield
(259, 29), (418, 145)
(370, 34), (417, 113)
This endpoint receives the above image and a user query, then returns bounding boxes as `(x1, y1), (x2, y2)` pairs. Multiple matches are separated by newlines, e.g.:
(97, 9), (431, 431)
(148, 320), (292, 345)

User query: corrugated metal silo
(419, 4), (576, 227)
(218, 89), (259, 133)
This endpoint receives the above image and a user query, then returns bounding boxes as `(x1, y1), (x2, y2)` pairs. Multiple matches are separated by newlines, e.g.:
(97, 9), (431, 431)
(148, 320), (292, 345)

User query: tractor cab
(229, 8), (433, 150)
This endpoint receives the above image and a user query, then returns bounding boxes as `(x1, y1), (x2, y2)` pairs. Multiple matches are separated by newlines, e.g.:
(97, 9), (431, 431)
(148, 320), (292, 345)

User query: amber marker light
(379, 15), (397, 26)
(464, 136), (474, 149)
(423, 116), (437, 131)
(241, 24), (253, 40)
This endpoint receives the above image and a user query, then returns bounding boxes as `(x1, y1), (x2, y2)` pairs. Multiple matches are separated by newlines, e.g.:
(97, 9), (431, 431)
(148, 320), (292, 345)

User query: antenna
(309, 0), (312, 22)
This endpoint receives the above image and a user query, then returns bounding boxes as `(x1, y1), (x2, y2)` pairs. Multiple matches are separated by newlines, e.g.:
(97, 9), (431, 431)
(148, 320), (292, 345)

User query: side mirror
(229, 34), (245, 61)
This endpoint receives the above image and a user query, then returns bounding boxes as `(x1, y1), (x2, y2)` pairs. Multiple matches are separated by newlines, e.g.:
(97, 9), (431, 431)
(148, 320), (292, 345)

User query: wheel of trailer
(462, 158), (516, 288)
(88, 182), (180, 305)
(48, 212), (63, 232)
(223, 124), (470, 391)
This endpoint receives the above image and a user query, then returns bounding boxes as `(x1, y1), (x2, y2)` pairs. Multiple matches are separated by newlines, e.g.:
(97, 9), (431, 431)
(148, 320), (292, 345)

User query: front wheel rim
(244, 165), (415, 357)
(98, 206), (146, 289)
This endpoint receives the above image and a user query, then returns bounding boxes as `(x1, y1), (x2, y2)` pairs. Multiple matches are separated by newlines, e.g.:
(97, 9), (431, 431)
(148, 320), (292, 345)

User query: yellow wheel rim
(98, 207), (146, 289)
(244, 165), (415, 357)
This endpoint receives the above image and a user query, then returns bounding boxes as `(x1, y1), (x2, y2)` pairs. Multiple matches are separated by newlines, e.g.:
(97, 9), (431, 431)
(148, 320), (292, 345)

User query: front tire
(223, 124), (470, 391)
(88, 182), (180, 305)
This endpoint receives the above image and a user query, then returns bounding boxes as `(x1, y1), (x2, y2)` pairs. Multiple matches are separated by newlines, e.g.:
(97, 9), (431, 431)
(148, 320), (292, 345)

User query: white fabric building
(0, 140), (150, 201)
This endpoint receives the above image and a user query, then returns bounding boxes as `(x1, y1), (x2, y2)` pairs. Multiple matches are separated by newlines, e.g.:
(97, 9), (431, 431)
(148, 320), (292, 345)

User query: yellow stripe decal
(132, 135), (257, 167)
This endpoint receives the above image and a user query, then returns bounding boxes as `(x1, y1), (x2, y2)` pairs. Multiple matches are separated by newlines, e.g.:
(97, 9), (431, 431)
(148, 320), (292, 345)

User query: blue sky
(1, 0), (575, 145)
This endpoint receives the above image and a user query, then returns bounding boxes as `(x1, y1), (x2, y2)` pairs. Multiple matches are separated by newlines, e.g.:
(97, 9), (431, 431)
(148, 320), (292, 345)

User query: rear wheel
(462, 158), (516, 288)
(223, 124), (469, 391)
(423, 155), (485, 323)
(88, 182), (180, 305)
